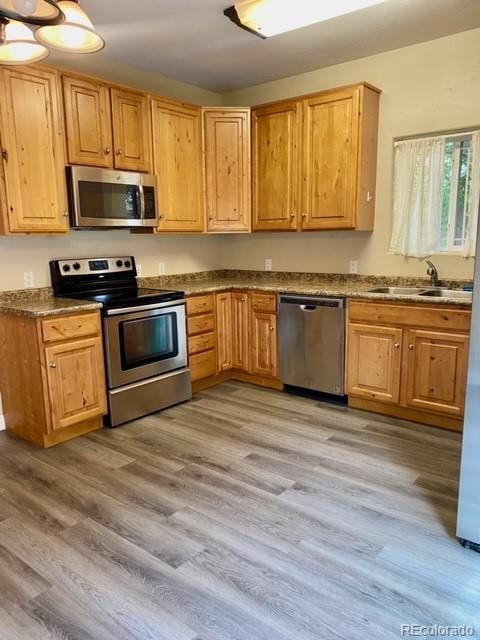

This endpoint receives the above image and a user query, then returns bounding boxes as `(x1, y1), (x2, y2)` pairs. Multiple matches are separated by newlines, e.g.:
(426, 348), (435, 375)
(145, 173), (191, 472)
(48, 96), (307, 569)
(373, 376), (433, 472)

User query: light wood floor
(0, 382), (478, 640)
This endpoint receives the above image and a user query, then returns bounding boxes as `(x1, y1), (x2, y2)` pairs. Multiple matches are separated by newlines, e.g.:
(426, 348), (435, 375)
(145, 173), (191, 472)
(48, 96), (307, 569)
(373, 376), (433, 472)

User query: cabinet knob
(1, 149), (8, 162)
(409, 344), (415, 350)
(301, 213), (307, 218)
(270, 326), (274, 331)
(63, 211), (69, 218)
(394, 343), (400, 349)
(290, 213), (296, 219)
(49, 363), (57, 368)
(116, 149), (123, 156)
(104, 147), (111, 155)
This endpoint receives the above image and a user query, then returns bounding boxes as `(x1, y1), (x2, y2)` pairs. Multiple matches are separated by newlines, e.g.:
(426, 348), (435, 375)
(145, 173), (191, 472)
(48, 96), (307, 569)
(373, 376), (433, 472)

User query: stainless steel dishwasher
(279, 295), (346, 396)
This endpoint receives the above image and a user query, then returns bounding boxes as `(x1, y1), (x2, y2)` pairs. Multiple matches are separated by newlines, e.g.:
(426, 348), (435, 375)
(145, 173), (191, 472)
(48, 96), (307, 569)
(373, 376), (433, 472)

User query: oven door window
(119, 313), (179, 370)
(78, 181), (141, 220)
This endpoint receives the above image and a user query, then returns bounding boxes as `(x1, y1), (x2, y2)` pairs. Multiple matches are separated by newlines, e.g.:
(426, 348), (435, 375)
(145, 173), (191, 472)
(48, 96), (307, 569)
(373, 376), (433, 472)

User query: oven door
(67, 165), (157, 228)
(104, 301), (188, 388)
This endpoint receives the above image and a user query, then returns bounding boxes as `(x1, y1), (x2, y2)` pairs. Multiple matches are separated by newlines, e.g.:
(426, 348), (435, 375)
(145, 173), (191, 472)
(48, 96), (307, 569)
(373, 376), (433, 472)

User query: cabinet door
(0, 67), (68, 233)
(216, 292), (233, 372)
(204, 109), (250, 232)
(111, 88), (152, 172)
(63, 75), (113, 168)
(302, 87), (360, 230)
(404, 330), (469, 417)
(232, 291), (250, 371)
(44, 337), (107, 432)
(152, 99), (205, 232)
(252, 100), (301, 231)
(347, 323), (402, 404)
(251, 311), (277, 378)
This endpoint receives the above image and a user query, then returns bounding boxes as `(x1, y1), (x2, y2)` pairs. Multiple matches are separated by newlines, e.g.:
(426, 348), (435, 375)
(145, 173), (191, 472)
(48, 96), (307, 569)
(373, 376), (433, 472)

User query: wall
(0, 233), (222, 291)
(221, 29), (480, 279)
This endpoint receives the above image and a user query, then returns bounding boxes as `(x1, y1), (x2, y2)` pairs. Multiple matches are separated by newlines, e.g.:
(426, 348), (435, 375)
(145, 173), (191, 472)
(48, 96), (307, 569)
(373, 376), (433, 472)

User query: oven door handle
(105, 300), (186, 316)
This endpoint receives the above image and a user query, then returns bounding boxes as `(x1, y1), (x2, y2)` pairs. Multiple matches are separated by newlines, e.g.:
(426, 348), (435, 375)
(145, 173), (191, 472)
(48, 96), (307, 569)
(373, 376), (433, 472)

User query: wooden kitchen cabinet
(111, 87), (152, 172)
(404, 329), (469, 418)
(152, 99), (205, 232)
(204, 108), (251, 233)
(347, 323), (402, 404)
(187, 294), (217, 382)
(0, 311), (107, 447)
(250, 293), (278, 378)
(252, 100), (301, 231)
(62, 75), (113, 168)
(232, 291), (250, 371)
(347, 301), (471, 431)
(0, 66), (68, 234)
(216, 292), (233, 372)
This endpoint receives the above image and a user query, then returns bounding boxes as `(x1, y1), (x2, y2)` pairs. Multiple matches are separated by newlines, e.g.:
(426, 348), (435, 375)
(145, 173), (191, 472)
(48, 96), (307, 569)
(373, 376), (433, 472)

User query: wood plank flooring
(0, 381), (479, 639)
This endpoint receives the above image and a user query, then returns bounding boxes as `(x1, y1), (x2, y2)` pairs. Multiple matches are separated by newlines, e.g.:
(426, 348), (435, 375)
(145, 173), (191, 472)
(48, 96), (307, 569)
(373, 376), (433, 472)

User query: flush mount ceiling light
(35, 0), (104, 54)
(0, 0), (103, 65)
(224, 0), (388, 38)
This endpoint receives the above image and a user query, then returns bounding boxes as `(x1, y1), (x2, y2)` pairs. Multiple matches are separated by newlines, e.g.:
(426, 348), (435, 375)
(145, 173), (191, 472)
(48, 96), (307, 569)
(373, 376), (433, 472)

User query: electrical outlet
(24, 272), (34, 288)
(158, 262), (166, 276)
(136, 264), (142, 277)
(265, 258), (272, 272)
(349, 260), (358, 274)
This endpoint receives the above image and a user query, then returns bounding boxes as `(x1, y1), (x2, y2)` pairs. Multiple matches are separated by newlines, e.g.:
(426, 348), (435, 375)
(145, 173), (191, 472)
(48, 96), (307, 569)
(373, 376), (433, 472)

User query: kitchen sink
(367, 286), (427, 295)
(418, 289), (473, 300)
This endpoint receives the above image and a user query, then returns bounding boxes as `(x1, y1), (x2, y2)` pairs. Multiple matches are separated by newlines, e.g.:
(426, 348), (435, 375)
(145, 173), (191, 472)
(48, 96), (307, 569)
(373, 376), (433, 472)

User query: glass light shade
(12, 0), (38, 16)
(231, 0), (388, 37)
(35, 0), (104, 53)
(0, 0), (62, 23)
(0, 18), (48, 64)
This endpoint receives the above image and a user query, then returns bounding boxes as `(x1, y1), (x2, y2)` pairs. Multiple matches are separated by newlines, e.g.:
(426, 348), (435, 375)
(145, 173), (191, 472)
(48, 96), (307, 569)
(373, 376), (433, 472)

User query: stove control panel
(56, 257), (135, 277)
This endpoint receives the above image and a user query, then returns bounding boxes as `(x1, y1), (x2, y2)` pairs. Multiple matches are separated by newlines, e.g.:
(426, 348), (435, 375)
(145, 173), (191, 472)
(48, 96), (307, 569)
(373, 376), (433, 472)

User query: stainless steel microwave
(67, 166), (158, 229)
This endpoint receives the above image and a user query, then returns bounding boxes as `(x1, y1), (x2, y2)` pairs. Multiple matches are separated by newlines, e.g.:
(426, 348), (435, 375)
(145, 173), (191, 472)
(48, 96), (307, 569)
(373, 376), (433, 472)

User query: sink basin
(418, 289), (473, 300)
(368, 286), (427, 295)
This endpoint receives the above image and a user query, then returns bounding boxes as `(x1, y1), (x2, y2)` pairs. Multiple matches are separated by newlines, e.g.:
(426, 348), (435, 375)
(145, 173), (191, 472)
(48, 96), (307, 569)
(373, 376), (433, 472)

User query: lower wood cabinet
(186, 294), (217, 382)
(232, 292), (250, 371)
(0, 311), (107, 447)
(216, 292), (233, 372)
(250, 294), (278, 378)
(347, 301), (471, 430)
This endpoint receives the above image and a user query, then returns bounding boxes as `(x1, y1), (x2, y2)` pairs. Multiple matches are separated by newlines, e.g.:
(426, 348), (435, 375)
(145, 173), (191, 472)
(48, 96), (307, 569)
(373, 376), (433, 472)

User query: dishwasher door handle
(300, 305), (319, 311)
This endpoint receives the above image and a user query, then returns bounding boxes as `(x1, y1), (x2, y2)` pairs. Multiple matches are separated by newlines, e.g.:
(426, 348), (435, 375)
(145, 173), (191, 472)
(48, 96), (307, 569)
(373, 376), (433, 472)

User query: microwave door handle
(138, 184), (146, 220)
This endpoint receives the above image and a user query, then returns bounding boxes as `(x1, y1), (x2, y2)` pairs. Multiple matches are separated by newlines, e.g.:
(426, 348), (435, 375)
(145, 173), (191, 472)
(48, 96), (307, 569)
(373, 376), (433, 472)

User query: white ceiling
(73, 0), (480, 93)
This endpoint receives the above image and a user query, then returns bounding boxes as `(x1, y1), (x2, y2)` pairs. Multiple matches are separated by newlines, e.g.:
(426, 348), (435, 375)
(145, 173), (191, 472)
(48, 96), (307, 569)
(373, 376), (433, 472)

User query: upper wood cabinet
(0, 67), (68, 234)
(152, 99), (205, 232)
(204, 108), (251, 233)
(251, 83), (380, 232)
(63, 75), (113, 168)
(111, 88), (152, 172)
(63, 75), (152, 173)
(252, 100), (301, 231)
(302, 84), (379, 230)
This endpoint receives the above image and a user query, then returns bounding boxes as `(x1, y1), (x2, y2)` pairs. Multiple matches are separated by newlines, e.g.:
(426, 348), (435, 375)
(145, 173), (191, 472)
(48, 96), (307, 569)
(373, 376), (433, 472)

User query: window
(390, 129), (480, 259)
(439, 135), (475, 252)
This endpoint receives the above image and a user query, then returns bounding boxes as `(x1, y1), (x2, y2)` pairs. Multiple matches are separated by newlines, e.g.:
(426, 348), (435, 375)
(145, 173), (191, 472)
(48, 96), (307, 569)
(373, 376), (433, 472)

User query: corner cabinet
(0, 67), (68, 234)
(152, 98), (205, 232)
(0, 311), (107, 447)
(203, 108), (251, 233)
(347, 301), (471, 431)
(252, 83), (380, 232)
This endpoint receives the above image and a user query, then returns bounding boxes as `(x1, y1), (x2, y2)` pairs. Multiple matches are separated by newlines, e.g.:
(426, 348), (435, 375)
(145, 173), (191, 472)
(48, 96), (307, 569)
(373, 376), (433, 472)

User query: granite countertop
(0, 295), (102, 318)
(0, 270), (472, 317)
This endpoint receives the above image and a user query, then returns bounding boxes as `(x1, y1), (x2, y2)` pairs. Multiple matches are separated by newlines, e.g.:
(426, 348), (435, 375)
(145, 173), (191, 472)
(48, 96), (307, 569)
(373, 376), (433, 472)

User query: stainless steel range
(50, 256), (192, 427)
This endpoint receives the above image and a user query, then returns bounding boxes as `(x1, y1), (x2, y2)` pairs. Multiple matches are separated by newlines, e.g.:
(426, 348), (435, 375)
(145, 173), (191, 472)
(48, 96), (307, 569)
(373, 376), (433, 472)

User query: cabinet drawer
(187, 294), (214, 316)
(189, 332), (216, 355)
(187, 313), (215, 336)
(251, 293), (277, 313)
(41, 313), (100, 344)
(190, 349), (216, 381)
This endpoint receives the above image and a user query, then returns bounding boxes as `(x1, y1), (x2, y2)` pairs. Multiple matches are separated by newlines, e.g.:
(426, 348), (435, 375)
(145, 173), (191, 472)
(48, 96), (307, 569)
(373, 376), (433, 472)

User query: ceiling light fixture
(224, 0), (388, 39)
(35, 0), (104, 54)
(0, 0), (103, 65)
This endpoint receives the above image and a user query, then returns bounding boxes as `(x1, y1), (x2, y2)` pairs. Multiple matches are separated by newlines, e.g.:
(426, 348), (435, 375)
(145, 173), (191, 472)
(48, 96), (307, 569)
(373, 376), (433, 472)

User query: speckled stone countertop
(0, 270), (472, 317)
(139, 270), (474, 307)
(0, 287), (102, 318)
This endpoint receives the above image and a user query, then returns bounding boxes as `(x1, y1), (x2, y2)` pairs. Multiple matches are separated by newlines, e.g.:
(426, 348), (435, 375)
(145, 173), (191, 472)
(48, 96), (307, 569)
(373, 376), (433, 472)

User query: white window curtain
(463, 130), (480, 258)
(389, 136), (446, 258)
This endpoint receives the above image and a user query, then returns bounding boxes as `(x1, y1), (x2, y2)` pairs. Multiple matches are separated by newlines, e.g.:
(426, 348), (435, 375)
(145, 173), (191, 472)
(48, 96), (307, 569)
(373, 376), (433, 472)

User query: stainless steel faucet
(425, 260), (439, 287)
